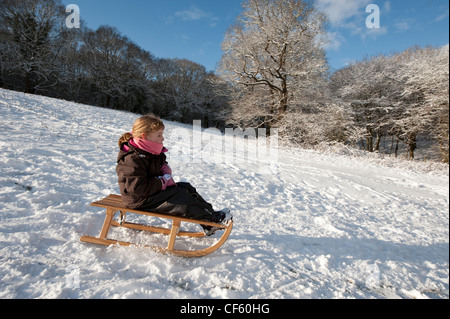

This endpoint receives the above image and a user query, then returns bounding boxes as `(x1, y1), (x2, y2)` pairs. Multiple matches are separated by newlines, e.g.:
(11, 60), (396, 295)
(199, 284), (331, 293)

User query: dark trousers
(138, 182), (219, 222)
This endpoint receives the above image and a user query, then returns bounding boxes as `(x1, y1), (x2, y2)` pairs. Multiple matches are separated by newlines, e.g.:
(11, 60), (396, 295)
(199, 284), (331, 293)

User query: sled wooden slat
(80, 194), (233, 258)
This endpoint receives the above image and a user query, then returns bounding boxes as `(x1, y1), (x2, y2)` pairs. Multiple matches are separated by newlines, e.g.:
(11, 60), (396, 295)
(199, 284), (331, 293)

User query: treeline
(1, 0), (448, 163)
(218, 0), (448, 163)
(330, 46), (449, 162)
(0, 0), (229, 126)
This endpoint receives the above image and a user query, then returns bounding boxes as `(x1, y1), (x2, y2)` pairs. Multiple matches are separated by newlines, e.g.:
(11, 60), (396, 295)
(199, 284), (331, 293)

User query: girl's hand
(159, 174), (176, 190)
(161, 163), (172, 175)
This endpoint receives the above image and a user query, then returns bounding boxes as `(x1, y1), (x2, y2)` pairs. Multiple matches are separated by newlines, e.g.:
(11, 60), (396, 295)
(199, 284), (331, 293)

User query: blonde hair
(118, 114), (165, 147)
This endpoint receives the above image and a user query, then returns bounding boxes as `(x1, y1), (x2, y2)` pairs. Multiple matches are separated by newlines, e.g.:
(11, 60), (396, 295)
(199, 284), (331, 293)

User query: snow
(0, 88), (448, 299)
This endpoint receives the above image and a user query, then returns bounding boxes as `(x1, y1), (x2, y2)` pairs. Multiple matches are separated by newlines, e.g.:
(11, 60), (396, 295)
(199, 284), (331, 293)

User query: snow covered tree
(330, 45), (449, 161)
(218, 0), (328, 129)
(395, 46), (449, 162)
(330, 54), (401, 153)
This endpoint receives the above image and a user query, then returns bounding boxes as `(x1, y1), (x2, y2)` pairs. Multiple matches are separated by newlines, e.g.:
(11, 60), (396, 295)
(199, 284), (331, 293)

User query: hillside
(0, 88), (448, 299)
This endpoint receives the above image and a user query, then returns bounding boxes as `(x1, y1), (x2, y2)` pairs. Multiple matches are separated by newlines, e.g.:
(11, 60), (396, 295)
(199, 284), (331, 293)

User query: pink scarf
(130, 138), (165, 155)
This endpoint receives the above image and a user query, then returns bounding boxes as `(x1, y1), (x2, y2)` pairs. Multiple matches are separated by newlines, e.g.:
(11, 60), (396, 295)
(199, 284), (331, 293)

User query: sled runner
(80, 195), (233, 258)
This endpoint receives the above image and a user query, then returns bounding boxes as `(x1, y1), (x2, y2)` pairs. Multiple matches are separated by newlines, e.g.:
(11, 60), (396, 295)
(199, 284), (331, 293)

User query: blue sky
(61, 0), (449, 72)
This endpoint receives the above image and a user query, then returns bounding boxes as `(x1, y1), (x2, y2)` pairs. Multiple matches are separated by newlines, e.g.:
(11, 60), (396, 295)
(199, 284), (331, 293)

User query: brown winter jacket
(116, 142), (166, 209)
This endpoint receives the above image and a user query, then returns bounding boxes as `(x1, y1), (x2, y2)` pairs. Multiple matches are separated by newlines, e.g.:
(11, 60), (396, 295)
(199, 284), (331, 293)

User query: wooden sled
(80, 195), (233, 258)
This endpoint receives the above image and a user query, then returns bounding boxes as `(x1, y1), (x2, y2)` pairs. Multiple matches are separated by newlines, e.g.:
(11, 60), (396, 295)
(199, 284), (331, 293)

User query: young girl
(116, 114), (231, 236)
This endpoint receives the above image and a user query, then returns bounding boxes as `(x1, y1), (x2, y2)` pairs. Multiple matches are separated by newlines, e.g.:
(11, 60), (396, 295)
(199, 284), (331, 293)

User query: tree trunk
(374, 132), (382, 151)
(278, 92), (288, 119)
(277, 77), (289, 121)
(25, 71), (32, 93)
(394, 139), (399, 157)
(0, 55), (3, 88)
(407, 133), (416, 159)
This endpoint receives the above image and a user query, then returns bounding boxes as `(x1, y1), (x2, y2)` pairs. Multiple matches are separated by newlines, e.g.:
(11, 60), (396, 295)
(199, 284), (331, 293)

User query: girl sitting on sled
(116, 114), (232, 236)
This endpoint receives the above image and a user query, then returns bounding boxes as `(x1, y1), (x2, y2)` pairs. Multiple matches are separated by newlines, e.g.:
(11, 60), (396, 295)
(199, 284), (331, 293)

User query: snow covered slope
(0, 88), (448, 299)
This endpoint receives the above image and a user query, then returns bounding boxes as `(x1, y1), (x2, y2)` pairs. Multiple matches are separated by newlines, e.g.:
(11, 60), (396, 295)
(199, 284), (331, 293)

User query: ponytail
(118, 132), (132, 148)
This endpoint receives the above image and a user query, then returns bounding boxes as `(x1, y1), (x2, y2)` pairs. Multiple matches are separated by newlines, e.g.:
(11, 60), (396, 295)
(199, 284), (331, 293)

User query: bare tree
(79, 26), (154, 112)
(153, 58), (230, 125)
(219, 0), (328, 128)
(154, 58), (207, 121)
(0, 0), (230, 125)
(0, 0), (65, 93)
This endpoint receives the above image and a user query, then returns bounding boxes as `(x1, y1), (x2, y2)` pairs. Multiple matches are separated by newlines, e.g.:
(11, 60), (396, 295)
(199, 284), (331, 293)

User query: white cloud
(361, 26), (388, 40)
(321, 31), (346, 51)
(315, 0), (371, 27)
(383, 1), (391, 14)
(180, 34), (190, 41)
(172, 5), (219, 28)
(434, 8), (449, 22)
(316, 0), (389, 49)
(209, 17), (219, 28)
(394, 19), (413, 32)
(175, 5), (213, 21)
